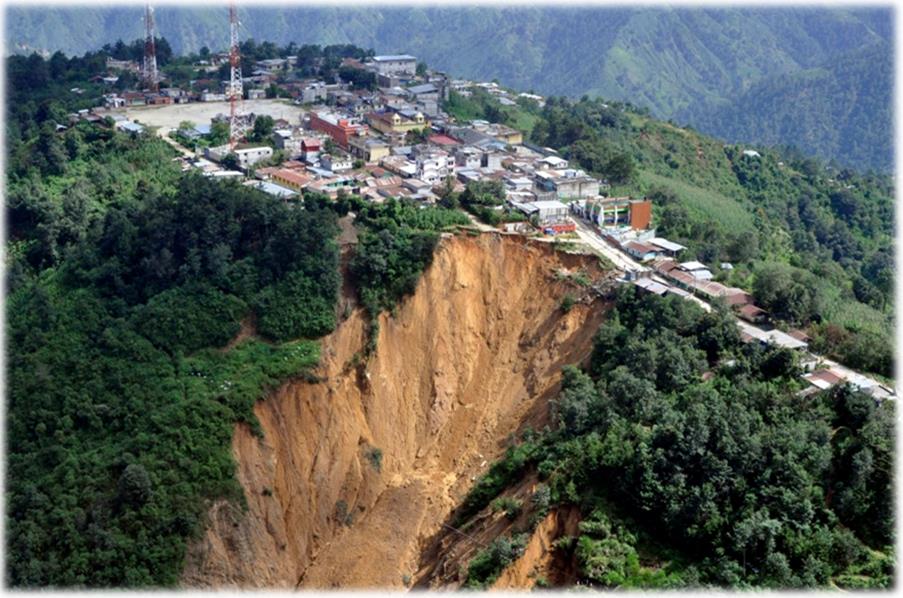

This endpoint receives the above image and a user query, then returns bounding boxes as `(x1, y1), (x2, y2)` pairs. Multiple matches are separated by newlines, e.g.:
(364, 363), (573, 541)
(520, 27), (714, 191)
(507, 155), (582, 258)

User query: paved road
(573, 218), (648, 273)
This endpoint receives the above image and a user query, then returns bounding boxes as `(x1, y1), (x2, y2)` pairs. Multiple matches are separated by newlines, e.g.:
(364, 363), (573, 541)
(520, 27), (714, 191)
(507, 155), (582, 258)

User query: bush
(465, 535), (527, 588)
(560, 294), (576, 313)
(132, 283), (247, 354)
(254, 271), (336, 341)
(492, 496), (523, 520)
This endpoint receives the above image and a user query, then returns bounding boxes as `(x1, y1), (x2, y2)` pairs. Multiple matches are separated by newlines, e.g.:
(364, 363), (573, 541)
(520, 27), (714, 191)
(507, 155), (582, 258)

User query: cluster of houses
(185, 104), (628, 227)
(123, 54), (645, 237)
(451, 78), (545, 109)
(621, 247), (893, 400)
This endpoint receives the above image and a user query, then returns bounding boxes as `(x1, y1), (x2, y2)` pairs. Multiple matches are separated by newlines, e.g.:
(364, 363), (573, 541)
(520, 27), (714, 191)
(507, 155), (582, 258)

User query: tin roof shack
(116, 121), (145, 136)
(623, 241), (659, 262)
(802, 368), (846, 391)
(633, 277), (669, 296)
(649, 237), (687, 257)
(737, 304), (768, 324)
(678, 261), (714, 281)
(246, 180), (299, 199)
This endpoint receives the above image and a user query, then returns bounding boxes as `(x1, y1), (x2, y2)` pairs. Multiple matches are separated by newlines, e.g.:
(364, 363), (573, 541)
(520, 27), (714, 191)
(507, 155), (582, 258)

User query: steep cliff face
(181, 233), (611, 589)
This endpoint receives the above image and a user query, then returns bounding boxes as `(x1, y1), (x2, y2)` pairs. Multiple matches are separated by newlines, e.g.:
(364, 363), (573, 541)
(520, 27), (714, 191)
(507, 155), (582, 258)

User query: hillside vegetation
(6, 6), (892, 169)
(457, 287), (893, 589)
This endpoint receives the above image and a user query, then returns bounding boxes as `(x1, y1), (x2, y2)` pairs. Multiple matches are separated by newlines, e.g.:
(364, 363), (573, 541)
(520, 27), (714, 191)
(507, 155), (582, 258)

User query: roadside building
(737, 304), (768, 324)
(575, 197), (653, 230)
(534, 169), (600, 200)
(510, 199), (570, 225)
(648, 237), (686, 257)
(633, 278), (670, 296)
(623, 241), (659, 261)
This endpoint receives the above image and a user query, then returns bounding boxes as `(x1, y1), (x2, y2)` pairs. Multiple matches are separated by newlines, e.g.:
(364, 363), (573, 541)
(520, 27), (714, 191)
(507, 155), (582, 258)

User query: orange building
(309, 112), (367, 148)
(628, 199), (652, 229)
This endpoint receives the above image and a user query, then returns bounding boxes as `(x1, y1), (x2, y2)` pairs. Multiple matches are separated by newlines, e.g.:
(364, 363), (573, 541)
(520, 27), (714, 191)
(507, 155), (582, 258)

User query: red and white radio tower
(228, 0), (249, 147)
(142, 3), (159, 92)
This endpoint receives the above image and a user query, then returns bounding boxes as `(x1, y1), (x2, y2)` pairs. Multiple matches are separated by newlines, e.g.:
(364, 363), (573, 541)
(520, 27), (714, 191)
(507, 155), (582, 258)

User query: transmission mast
(142, 3), (159, 92)
(228, 0), (249, 148)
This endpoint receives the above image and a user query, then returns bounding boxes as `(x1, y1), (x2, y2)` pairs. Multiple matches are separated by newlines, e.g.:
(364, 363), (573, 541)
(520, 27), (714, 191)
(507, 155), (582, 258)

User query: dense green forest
(458, 287), (894, 589)
(447, 89), (894, 378)
(7, 6), (891, 169)
(7, 170), (343, 585)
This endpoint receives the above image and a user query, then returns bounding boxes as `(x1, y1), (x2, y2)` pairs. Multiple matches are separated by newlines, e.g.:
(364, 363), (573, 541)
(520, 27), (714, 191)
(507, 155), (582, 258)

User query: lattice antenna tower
(228, 0), (250, 147)
(142, 3), (159, 91)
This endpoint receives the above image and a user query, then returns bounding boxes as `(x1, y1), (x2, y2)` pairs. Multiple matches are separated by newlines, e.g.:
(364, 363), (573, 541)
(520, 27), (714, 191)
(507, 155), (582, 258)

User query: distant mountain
(6, 5), (893, 170)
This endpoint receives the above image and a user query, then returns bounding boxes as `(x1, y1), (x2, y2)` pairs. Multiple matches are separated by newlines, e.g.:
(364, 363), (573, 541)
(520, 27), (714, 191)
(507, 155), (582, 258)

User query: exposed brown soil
(181, 232), (611, 589)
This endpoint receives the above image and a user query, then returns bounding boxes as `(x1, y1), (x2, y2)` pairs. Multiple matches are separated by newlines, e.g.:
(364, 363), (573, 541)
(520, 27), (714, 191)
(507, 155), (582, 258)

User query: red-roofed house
(428, 134), (460, 147)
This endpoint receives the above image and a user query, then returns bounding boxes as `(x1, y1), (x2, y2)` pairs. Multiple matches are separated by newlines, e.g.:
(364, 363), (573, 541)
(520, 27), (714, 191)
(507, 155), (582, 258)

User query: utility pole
(142, 3), (159, 92)
(228, 0), (249, 148)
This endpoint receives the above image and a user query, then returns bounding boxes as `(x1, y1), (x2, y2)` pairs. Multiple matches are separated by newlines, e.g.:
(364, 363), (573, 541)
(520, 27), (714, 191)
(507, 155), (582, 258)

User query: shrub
(492, 496), (523, 520)
(465, 535), (527, 588)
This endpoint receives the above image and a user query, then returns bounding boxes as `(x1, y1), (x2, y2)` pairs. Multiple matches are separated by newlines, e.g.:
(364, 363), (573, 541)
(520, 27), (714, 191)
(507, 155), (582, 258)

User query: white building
(321, 153), (354, 172)
(416, 151), (455, 184)
(369, 54), (417, 77)
(205, 144), (273, 169)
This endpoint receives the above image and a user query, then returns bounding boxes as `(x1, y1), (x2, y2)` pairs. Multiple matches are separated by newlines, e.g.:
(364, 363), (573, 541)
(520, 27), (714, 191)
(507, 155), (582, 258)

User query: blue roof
(373, 54), (416, 62)
(251, 181), (297, 198)
(120, 122), (145, 133)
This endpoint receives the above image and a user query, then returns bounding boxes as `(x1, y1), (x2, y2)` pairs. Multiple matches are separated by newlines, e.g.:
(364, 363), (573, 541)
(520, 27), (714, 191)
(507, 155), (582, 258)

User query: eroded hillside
(181, 233), (612, 589)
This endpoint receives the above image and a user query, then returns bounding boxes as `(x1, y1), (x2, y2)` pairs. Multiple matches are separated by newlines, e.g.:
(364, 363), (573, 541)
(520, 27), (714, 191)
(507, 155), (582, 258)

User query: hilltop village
(64, 48), (894, 402)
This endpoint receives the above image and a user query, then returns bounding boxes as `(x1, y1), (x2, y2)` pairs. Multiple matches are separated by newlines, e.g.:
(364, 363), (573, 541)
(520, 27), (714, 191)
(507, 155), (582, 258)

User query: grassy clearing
(640, 170), (755, 232)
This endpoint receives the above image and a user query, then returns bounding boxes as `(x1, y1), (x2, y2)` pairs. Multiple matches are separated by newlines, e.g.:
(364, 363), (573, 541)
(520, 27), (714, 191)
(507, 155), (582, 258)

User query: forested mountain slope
(6, 5), (892, 170)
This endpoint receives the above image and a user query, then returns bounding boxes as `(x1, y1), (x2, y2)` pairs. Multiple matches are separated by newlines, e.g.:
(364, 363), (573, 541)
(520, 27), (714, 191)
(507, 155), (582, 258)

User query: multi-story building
(534, 169), (600, 200)
(321, 153), (354, 173)
(572, 197), (653, 230)
(368, 54), (417, 77)
(308, 111), (367, 148)
(366, 109), (429, 136)
(348, 136), (391, 163)
(272, 129), (305, 157)
(415, 150), (455, 185)
(455, 147), (482, 170)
